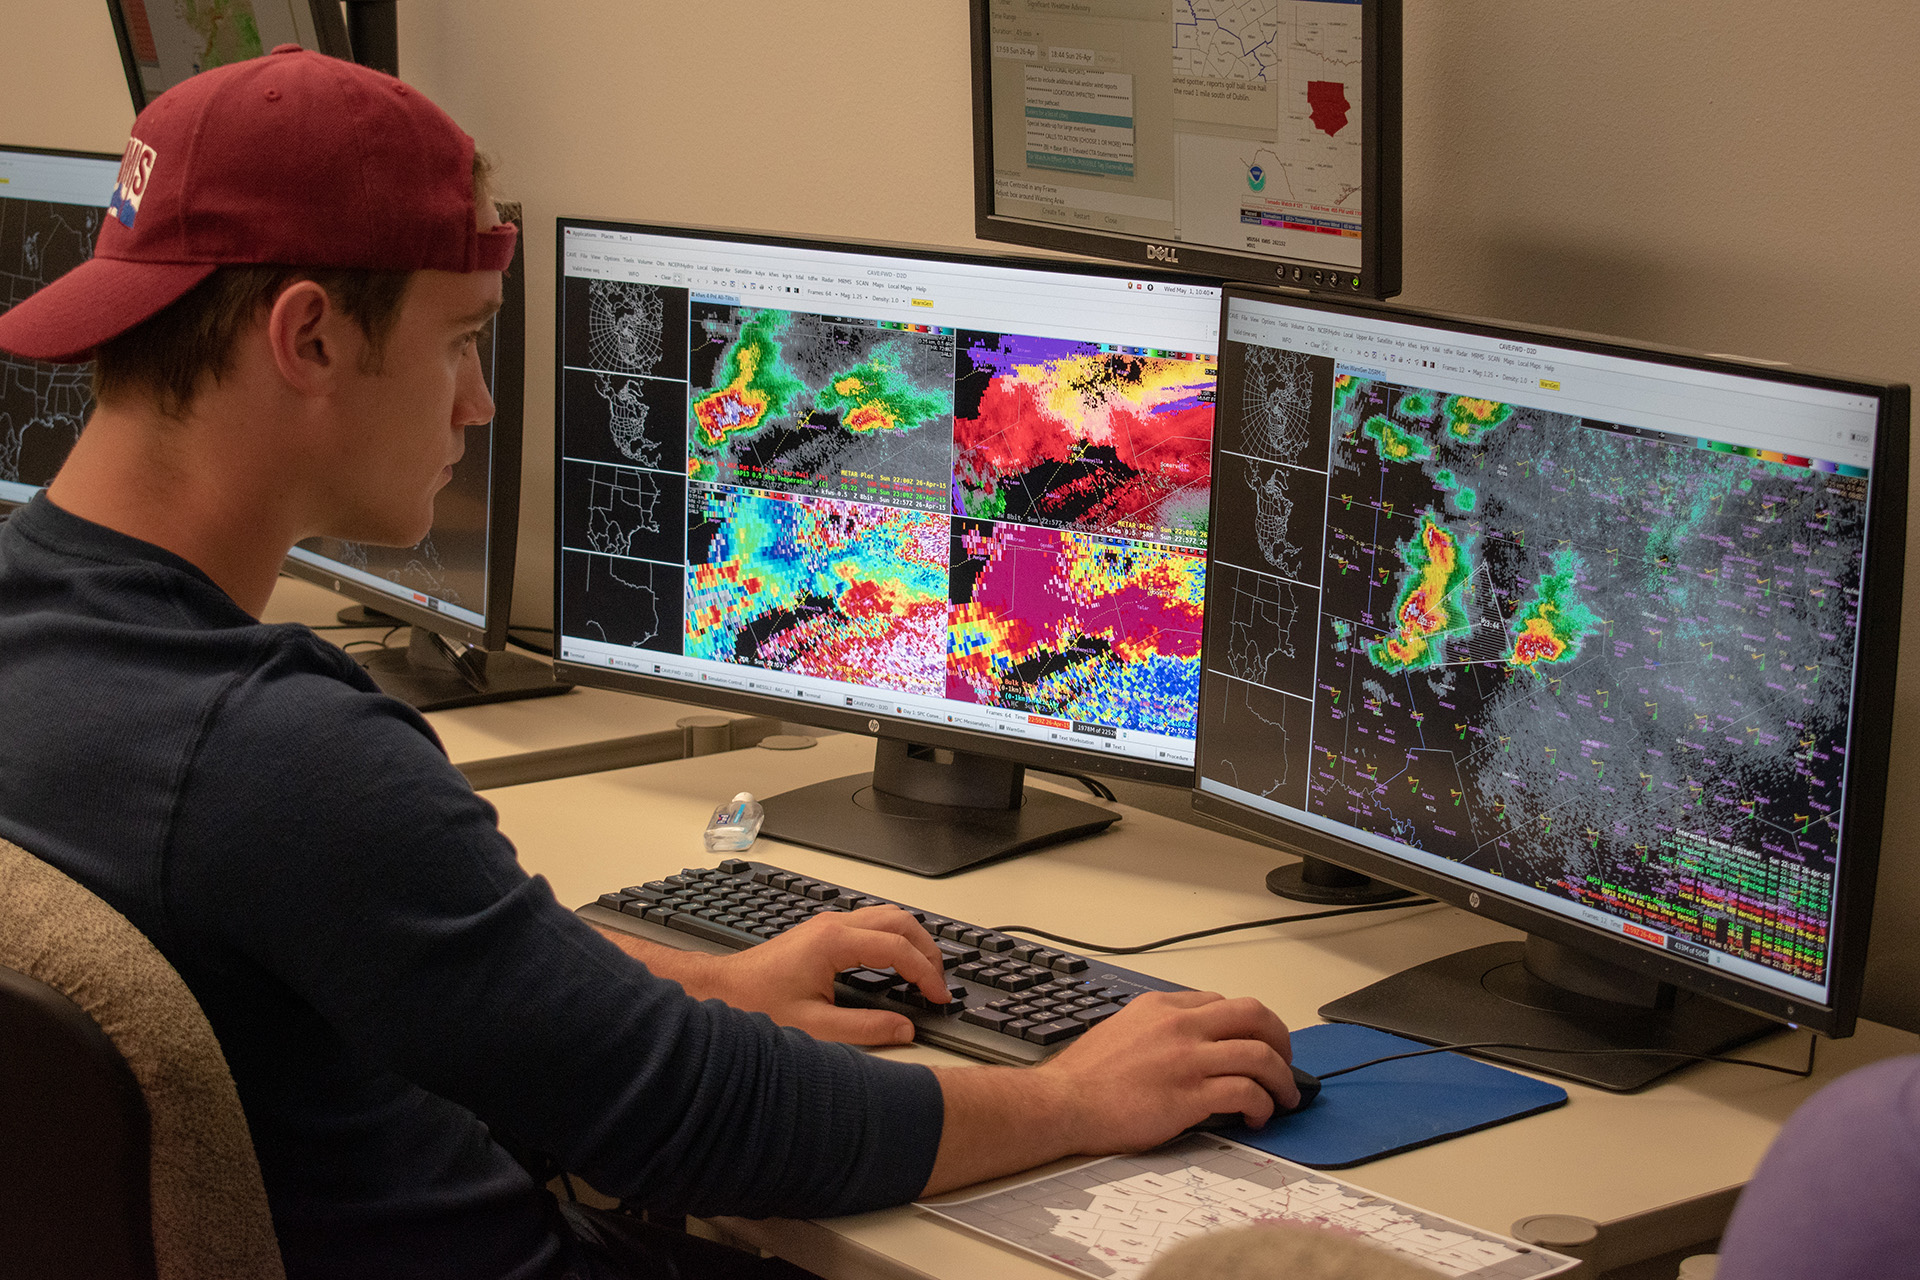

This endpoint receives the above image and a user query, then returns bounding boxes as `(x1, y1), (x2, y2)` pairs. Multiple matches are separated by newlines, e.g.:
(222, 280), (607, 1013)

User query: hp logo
(868, 719), (880, 733)
(1468, 892), (1481, 909)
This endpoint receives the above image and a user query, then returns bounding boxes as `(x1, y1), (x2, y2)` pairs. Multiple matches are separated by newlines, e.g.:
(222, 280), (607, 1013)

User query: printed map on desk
(922, 1133), (1576, 1278)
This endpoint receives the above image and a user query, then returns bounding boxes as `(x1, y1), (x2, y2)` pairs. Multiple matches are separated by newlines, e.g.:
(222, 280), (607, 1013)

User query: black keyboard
(579, 858), (1190, 1067)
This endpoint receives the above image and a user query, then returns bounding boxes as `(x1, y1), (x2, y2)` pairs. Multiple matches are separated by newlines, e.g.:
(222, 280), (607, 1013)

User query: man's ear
(265, 280), (348, 395)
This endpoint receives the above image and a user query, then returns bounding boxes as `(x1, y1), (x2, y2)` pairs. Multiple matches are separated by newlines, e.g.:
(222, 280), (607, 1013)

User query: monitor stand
(1267, 855), (1413, 906)
(1320, 934), (1780, 1092)
(757, 735), (1120, 876)
(357, 626), (573, 713)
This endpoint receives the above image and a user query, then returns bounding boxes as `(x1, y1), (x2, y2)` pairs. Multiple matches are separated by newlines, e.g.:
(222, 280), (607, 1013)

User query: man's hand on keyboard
(686, 905), (951, 1045)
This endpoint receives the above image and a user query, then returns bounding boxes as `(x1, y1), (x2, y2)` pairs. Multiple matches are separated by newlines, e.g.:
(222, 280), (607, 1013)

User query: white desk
(487, 733), (1920, 1278)
(260, 575), (777, 788)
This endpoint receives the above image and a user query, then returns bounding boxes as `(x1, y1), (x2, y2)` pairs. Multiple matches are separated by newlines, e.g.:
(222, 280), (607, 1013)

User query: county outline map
(928, 1133), (1574, 1278)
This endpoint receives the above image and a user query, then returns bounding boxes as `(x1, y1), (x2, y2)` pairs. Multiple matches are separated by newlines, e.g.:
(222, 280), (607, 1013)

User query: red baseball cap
(0, 45), (516, 364)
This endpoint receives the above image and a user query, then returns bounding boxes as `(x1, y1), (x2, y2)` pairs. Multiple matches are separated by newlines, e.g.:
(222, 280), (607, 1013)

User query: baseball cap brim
(0, 257), (219, 365)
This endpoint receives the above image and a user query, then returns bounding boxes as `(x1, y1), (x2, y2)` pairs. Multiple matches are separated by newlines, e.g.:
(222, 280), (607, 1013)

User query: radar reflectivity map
(558, 265), (1218, 757)
(1204, 343), (1869, 992)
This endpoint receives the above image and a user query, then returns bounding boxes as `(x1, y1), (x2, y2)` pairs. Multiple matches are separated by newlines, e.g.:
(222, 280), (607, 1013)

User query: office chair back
(0, 835), (285, 1280)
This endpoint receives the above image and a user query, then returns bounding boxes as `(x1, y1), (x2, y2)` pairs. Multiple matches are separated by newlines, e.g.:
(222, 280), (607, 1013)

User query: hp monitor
(0, 145), (119, 511)
(281, 204), (563, 711)
(1193, 285), (1907, 1088)
(553, 219), (1222, 874)
(105, 0), (354, 110)
(972, 0), (1401, 298)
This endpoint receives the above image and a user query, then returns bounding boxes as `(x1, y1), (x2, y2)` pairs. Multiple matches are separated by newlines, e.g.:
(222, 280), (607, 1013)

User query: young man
(0, 49), (1299, 1280)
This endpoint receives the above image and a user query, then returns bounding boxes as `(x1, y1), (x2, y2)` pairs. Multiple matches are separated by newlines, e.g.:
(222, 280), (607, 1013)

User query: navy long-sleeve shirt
(0, 494), (944, 1279)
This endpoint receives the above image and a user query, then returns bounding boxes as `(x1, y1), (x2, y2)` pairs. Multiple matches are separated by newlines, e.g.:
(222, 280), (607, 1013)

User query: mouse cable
(1026, 767), (1116, 801)
(1312, 1032), (1819, 1083)
(990, 896), (1437, 956)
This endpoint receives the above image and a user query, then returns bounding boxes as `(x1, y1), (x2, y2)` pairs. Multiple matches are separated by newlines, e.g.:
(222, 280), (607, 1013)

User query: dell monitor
(1193, 284), (1907, 1089)
(971, 0), (1401, 298)
(552, 219), (1222, 875)
(105, 0), (354, 110)
(0, 145), (119, 511)
(280, 203), (565, 711)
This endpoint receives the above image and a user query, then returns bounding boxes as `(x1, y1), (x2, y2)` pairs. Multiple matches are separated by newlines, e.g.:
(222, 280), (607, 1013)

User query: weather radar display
(1204, 323), (1874, 993)
(556, 228), (1221, 765)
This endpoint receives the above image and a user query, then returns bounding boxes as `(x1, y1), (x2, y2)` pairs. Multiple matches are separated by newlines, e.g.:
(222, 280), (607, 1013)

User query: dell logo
(868, 719), (881, 733)
(1468, 892), (1481, 909)
(1146, 244), (1180, 264)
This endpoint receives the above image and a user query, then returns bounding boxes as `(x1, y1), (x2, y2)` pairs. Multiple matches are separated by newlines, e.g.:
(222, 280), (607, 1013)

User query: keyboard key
(619, 899), (650, 918)
(806, 885), (840, 902)
(998, 973), (1041, 992)
(1053, 956), (1090, 974)
(1003, 1018), (1038, 1037)
(1025, 1019), (1084, 1045)
(978, 934), (1015, 953)
(717, 858), (751, 874)
(936, 941), (981, 968)
(641, 906), (678, 926)
(1070, 1003), (1123, 1027)
(954, 961), (990, 980)
(1008, 944), (1040, 963)
(962, 1008), (1018, 1032)
(597, 893), (631, 911)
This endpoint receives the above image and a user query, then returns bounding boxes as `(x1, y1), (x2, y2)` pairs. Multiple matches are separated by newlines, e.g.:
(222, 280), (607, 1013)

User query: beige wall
(5, 1), (1916, 1032)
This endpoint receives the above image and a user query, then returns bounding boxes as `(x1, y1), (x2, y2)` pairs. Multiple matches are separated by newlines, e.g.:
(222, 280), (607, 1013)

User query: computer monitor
(1193, 284), (1907, 1089)
(0, 145), (119, 511)
(105, 0), (354, 110)
(552, 219), (1223, 875)
(280, 203), (565, 711)
(971, 0), (1401, 299)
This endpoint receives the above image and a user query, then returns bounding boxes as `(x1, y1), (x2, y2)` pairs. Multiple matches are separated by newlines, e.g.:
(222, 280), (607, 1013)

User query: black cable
(506, 626), (555, 657)
(1027, 767), (1115, 801)
(1314, 1032), (1819, 1083)
(340, 625), (403, 653)
(991, 896), (1436, 955)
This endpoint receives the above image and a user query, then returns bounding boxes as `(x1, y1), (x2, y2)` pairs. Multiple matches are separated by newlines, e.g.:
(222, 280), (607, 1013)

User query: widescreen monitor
(1193, 285), (1907, 1088)
(280, 204), (562, 711)
(552, 219), (1222, 875)
(971, 0), (1401, 298)
(105, 0), (353, 110)
(0, 145), (119, 511)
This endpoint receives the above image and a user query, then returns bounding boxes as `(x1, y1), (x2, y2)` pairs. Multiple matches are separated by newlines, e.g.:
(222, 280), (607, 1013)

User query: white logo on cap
(107, 136), (157, 229)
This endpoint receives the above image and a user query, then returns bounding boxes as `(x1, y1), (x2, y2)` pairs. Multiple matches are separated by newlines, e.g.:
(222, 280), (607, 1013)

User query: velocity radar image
(1, 194), (102, 498)
(688, 305), (954, 510)
(1210, 367), (1867, 987)
(953, 332), (1216, 550)
(686, 486), (947, 697)
(949, 519), (1206, 738)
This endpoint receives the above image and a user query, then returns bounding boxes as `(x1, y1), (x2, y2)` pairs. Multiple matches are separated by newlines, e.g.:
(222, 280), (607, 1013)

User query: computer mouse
(1191, 1065), (1321, 1133)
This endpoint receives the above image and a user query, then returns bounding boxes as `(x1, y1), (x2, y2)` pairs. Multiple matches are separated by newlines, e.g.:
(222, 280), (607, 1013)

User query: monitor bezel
(0, 143), (120, 515)
(279, 202), (526, 652)
(104, 0), (354, 113)
(551, 215), (1228, 789)
(1192, 283), (1908, 1039)
(969, 0), (1402, 299)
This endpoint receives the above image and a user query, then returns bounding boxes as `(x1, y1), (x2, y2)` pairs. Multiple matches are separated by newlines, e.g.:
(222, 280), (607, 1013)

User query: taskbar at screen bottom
(1198, 777), (1834, 1009)
(558, 636), (1197, 770)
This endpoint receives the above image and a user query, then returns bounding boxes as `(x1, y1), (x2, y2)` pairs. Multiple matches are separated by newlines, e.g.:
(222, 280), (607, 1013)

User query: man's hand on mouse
(1029, 990), (1298, 1152)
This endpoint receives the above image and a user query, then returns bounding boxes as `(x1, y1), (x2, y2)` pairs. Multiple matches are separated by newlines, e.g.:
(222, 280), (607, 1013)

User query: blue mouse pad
(1221, 1024), (1568, 1169)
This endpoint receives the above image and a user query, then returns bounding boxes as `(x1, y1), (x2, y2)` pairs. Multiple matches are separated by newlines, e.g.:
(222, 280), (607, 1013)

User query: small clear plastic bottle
(703, 791), (764, 852)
